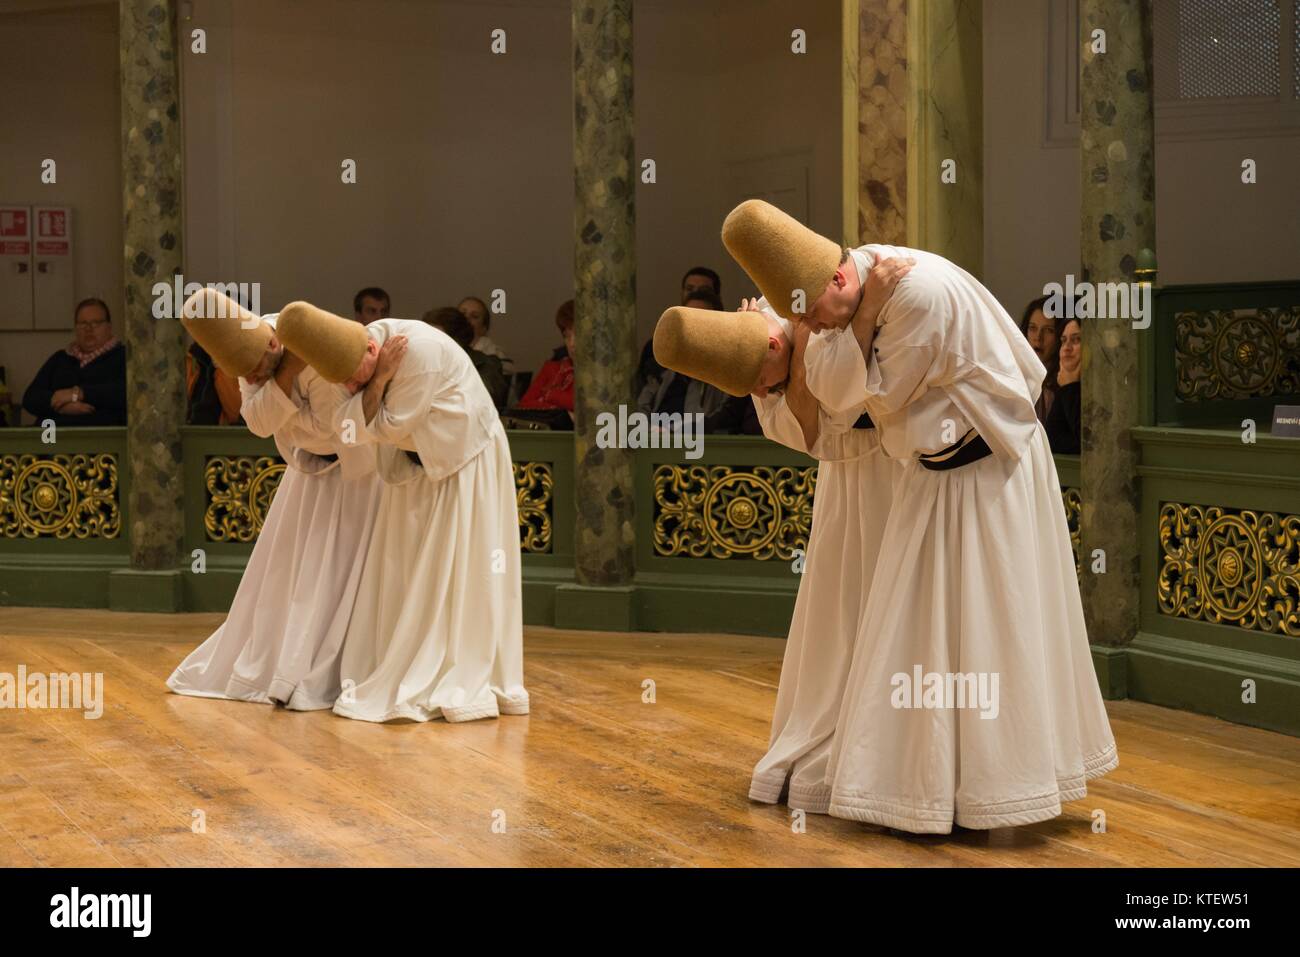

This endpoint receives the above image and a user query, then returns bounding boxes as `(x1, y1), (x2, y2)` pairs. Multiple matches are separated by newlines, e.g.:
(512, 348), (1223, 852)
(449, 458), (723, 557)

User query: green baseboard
(632, 573), (796, 637)
(1126, 631), (1300, 737)
(181, 563), (244, 612)
(1090, 643), (1129, 700)
(0, 555), (126, 608)
(108, 568), (184, 612)
(524, 568), (800, 637)
(554, 583), (637, 631)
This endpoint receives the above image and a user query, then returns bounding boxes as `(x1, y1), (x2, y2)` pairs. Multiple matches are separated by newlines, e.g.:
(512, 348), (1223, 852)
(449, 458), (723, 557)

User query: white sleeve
(294, 373), (348, 447)
(752, 393), (809, 455)
(337, 368), (437, 447)
(238, 378), (299, 439)
(804, 329), (870, 416)
(861, 276), (947, 415)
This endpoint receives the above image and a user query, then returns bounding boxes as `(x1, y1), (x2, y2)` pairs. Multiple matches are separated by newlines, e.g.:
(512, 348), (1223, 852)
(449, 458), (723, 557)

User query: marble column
(1079, 0), (1154, 647)
(905, 0), (982, 275)
(854, 0), (908, 246)
(119, 0), (185, 600)
(571, 0), (636, 595)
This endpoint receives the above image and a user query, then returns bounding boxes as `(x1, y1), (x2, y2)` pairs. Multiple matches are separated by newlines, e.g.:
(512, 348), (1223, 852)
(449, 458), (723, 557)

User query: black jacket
(23, 343), (127, 426)
(1045, 380), (1081, 454)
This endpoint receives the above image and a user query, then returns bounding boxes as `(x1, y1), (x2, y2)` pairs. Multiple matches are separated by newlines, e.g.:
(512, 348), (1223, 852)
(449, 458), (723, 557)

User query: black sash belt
(918, 429), (992, 471)
(851, 411), (874, 430)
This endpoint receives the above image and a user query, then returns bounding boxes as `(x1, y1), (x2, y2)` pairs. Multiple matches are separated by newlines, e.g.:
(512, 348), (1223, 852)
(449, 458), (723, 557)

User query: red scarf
(66, 337), (120, 368)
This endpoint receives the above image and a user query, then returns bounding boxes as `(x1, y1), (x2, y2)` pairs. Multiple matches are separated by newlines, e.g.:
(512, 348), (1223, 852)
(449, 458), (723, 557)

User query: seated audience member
(515, 299), (575, 414)
(353, 286), (390, 325)
(1045, 315), (1082, 454)
(23, 297), (126, 426)
(681, 265), (721, 302)
(186, 341), (243, 425)
(424, 306), (509, 410)
(636, 266), (724, 394)
(459, 295), (515, 375)
(1020, 294), (1059, 423)
(637, 289), (751, 433)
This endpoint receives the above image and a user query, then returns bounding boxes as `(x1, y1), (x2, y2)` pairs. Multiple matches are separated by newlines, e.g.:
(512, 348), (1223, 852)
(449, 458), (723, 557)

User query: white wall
(184, 0), (842, 374)
(982, 0), (1080, 319)
(0, 1), (122, 420)
(635, 0), (843, 335)
(983, 0), (1300, 319)
(183, 0), (575, 371)
(0, 0), (843, 401)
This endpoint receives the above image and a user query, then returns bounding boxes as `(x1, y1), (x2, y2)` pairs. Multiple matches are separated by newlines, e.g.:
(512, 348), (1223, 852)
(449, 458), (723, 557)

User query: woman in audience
(1020, 295), (1058, 423)
(458, 295), (515, 376)
(516, 299), (575, 413)
(424, 306), (509, 410)
(1045, 315), (1081, 454)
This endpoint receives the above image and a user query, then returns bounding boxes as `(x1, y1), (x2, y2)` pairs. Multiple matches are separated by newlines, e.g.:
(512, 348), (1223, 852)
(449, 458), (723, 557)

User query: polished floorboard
(1, 608), (1297, 867)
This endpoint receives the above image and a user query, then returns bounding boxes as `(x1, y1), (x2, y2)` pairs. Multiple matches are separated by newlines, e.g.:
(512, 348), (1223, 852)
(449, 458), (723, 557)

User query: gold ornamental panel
(1158, 502), (1300, 637)
(205, 455), (286, 542)
(513, 461), (553, 554)
(1062, 486), (1081, 579)
(653, 464), (816, 560)
(0, 453), (120, 539)
(1174, 307), (1300, 402)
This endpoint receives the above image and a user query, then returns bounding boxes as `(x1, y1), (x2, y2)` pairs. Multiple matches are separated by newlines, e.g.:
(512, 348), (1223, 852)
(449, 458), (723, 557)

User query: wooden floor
(1, 607), (1298, 867)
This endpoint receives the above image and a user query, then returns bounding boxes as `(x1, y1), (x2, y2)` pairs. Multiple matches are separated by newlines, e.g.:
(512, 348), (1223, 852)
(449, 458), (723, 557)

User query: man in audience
(23, 297), (127, 426)
(680, 266), (721, 304)
(425, 306), (509, 410)
(458, 295), (515, 375)
(636, 265), (725, 395)
(353, 287), (390, 326)
(637, 289), (750, 433)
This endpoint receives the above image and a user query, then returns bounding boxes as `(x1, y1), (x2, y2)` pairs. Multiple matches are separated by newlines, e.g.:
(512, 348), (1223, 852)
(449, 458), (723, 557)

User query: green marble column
(905, 0), (982, 274)
(1079, 0), (1154, 647)
(117, 0), (185, 609)
(569, 0), (636, 615)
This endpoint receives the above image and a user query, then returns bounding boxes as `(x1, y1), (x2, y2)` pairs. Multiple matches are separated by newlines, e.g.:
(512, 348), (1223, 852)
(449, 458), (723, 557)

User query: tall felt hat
(653, 306), (770, 397)
(721, 199), (842, 320)
(180, 289), (271, 378)
(274, 301), (369, 383)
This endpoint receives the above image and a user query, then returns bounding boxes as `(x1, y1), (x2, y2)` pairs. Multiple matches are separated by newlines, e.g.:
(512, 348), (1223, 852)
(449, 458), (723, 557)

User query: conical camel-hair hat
(179, 288), (272, 378)
(653, 306), (770, 397)
(275, 301), (370, 383)
(721, 199), (843, 320)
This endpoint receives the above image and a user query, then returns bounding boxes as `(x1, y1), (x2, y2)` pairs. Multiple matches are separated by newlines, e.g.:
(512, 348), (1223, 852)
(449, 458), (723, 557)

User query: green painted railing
(1144, 280), (1300, 428)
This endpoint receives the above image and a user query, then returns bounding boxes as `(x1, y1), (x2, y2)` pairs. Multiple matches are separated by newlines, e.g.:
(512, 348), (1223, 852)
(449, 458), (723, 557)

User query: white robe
(167, 314), (383, 710)
(331, 319), (528, 723)
(747, 319), (898, 813)
(818, 247), (1117, 832)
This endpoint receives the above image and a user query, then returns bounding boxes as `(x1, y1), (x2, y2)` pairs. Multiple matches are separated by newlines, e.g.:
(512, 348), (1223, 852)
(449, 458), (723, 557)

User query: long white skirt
(332, 429), (529, 723)
(749, 434), (895, 813)
(167, 466), (383, 711)
(827, 425), (1118, 832)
